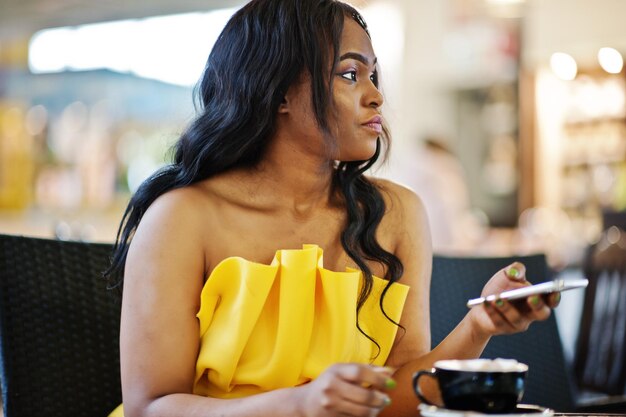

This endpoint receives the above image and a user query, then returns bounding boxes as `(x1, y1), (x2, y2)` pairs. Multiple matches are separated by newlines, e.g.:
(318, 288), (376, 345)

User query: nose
(365, 81), (384, 109)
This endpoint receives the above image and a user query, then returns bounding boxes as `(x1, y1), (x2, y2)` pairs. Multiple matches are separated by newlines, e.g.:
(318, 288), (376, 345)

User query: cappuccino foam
(435, 358), (528, 372)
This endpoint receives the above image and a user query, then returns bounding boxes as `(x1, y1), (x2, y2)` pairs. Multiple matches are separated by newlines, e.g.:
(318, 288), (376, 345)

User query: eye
(370, 71), (379, 88)
(340, 70), (357, 82)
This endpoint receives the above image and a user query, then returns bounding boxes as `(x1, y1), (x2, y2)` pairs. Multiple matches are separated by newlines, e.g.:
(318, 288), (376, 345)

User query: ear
(277, 95), (289, 114)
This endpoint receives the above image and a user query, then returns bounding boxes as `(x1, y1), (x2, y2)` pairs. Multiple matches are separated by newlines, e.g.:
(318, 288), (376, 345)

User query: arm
(120, 188), (394, 417)
(375, 183), (556, 417)
(120, 188), (211, 417)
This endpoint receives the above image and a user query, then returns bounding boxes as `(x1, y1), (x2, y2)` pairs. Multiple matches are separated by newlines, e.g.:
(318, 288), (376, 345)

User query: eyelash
(339, 69), (379, 87)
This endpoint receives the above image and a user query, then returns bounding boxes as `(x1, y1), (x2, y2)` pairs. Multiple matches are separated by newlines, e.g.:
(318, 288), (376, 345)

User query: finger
(336, 364), (395, 391)
(334, 398), (382, 417)
(527, 294), (545, 310)
(504, 262), (527, 282)
(372, 365), (396, 386)
(330, 381), (390, 417)
(525, 295), (552, 321)
(545, 291), (561, 308)
(492, 299), (528, 331)
(321, 394), (380, 417)
(483, 301), (515, 332)
(333, 378), (389, 408)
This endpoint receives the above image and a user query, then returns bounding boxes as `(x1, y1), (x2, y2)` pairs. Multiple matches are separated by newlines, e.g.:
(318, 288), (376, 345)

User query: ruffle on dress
(193, 244), (409, 398)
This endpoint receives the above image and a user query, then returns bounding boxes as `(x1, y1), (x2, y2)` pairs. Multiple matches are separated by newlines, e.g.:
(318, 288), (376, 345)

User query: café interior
(0, 0), (625, 415)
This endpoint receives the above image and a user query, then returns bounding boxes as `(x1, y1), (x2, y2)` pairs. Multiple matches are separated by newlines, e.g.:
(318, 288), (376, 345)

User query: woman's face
(280, 16), (383, 162)
(330, 16), (384, 161)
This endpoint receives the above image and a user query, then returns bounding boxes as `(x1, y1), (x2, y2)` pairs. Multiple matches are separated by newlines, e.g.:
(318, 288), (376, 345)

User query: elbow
(120, 404), (146, 417)
(120, 395), (156, 417)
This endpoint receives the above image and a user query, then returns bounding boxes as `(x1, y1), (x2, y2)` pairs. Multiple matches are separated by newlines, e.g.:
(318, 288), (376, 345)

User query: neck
(235, 131), (340, 217)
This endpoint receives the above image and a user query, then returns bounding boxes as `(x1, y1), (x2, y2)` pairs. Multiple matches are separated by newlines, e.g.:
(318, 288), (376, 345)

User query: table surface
(553, 414), (626, 416)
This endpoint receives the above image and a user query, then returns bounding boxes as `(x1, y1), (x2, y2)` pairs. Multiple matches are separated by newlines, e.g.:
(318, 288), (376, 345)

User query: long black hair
(106, 0), (404, 357)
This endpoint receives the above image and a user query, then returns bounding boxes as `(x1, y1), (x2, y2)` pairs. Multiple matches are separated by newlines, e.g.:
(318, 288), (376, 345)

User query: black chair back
(430, 253), (576, 412)
(0, 234), (121, 417)
(575, 226), (626, 396)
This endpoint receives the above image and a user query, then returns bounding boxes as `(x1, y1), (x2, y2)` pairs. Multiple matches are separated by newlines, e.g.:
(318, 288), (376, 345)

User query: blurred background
(1, 0), (625, 262)
(0, 0), (625, 406)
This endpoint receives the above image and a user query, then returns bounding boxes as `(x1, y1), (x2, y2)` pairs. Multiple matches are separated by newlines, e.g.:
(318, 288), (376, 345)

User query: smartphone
(466, 278), (589, 308)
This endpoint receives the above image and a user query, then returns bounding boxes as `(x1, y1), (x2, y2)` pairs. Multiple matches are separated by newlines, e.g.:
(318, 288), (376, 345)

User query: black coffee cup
(412, 359), (528, 414)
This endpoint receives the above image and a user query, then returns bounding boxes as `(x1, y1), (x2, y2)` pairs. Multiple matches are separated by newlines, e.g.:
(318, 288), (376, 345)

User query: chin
(333, 133), (380, 162)
(337, 145), (379, 163)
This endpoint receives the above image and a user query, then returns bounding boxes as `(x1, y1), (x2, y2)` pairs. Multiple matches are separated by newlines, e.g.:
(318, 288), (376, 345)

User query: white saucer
(418, 404), (554, 417)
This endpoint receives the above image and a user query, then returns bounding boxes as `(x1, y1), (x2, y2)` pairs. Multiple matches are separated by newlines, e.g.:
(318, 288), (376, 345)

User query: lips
(362, 115), (383, 134)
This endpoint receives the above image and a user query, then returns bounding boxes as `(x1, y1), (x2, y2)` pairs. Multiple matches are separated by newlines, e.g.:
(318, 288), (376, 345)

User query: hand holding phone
(466, 278), (588, 308)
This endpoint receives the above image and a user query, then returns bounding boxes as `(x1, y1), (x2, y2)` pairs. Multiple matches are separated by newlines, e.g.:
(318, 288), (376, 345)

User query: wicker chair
(0, 234), (121, 417)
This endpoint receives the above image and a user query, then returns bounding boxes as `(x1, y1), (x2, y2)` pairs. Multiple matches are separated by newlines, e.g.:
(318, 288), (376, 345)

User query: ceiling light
(550, 52), (577, 81)
(598, 47), (623, 74)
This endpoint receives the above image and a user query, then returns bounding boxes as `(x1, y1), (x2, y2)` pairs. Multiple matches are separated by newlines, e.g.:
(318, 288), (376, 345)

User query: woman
(106, 1), (558, 416)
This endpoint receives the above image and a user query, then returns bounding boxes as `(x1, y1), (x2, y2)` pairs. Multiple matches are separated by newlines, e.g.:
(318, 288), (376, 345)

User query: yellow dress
(109, 244), (409, 416)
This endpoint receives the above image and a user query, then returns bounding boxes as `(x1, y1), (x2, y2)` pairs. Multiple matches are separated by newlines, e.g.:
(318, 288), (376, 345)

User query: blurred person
(397, 135), (485, 254)
(105, 1), (560, 416)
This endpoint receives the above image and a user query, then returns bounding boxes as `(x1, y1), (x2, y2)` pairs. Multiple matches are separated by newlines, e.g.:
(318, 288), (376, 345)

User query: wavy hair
(105, 0), (404, 358)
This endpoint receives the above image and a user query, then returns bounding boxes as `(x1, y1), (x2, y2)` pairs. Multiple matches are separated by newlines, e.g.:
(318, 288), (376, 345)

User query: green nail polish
(555, 292), (561, 304)
(530, 295), (540, 306)
(384, 396), (392, 406)
(508, 267), (519, 278)
(385, 378), (397, 389)
(495, 299), (504, 307)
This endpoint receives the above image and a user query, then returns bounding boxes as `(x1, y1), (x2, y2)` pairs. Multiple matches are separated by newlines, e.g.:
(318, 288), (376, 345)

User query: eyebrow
(339, 52), (377, 66)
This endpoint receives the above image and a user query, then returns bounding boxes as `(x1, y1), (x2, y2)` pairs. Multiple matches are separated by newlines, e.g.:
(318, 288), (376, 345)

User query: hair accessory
(351, 12), (370, 37)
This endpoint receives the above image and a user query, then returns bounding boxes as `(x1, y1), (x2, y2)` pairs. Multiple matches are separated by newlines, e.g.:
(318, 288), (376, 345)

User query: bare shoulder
(149, 184), (209, 216)
(367, 177), (432, 274)
(136, 185), (208, 237)
(368, 177), (428, 228)
(128, 185), (212, 267)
